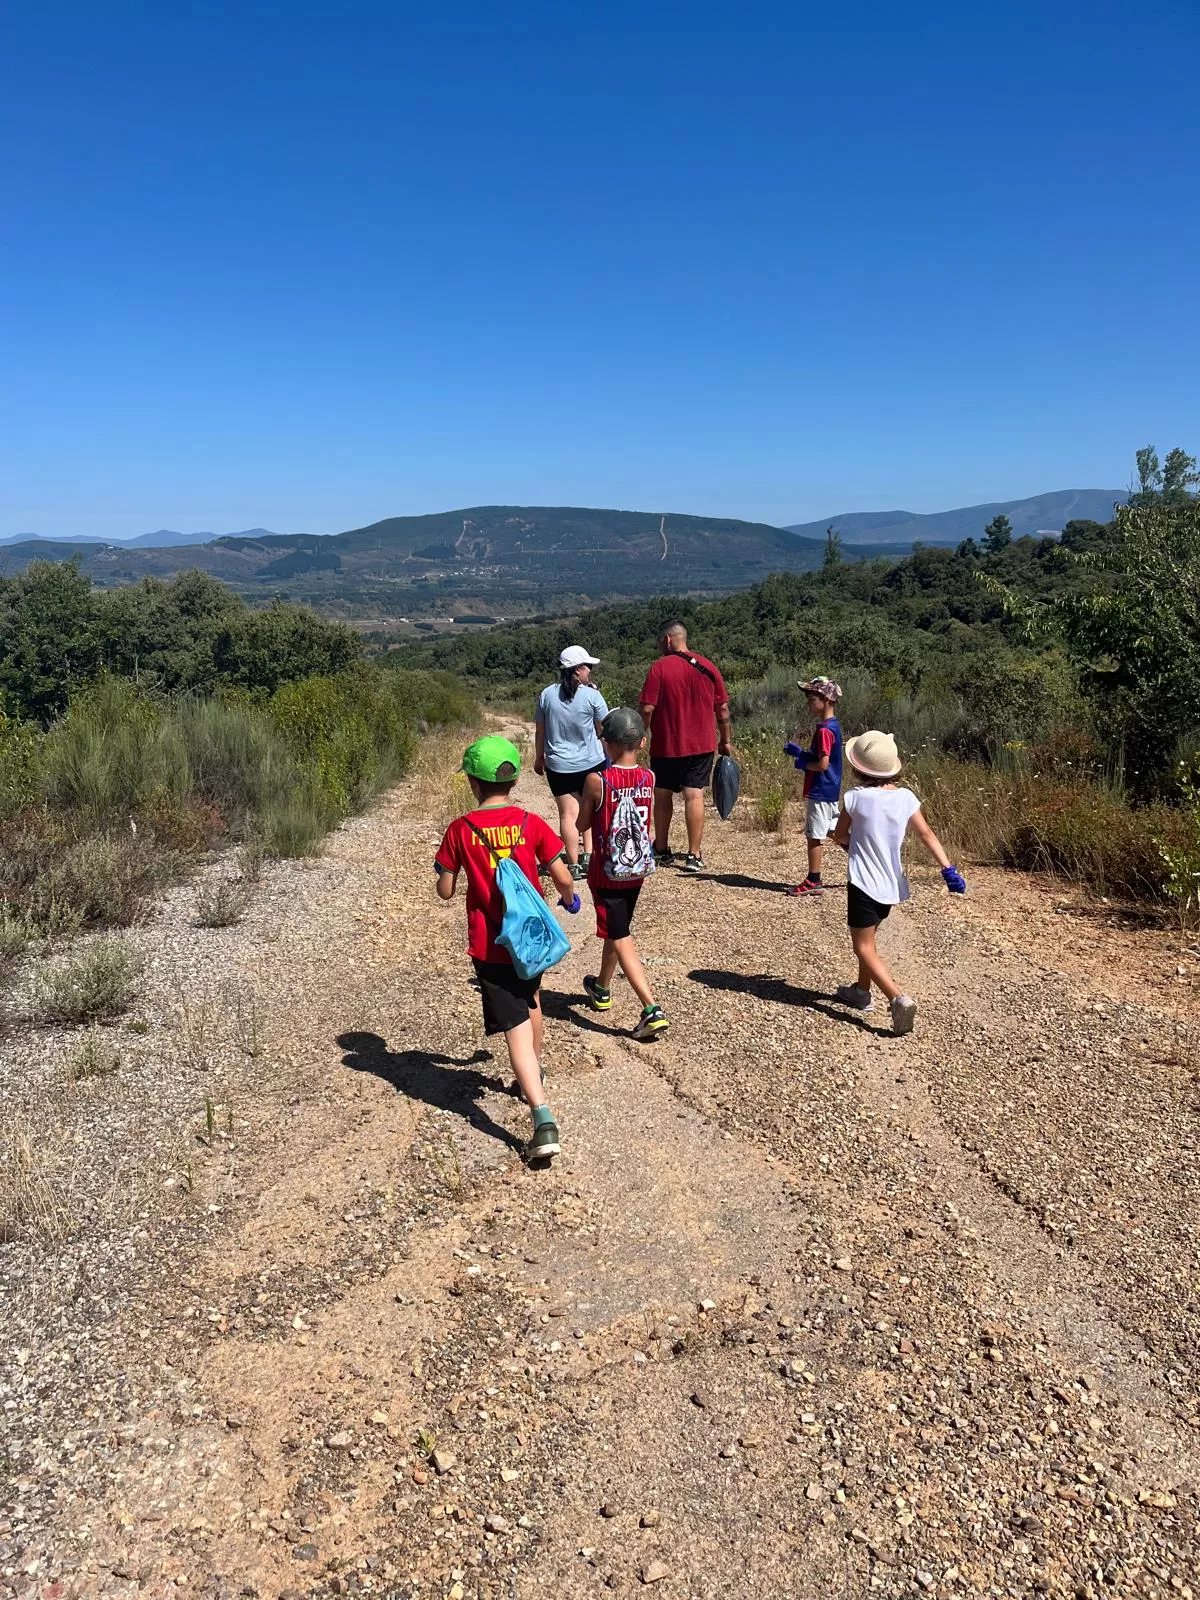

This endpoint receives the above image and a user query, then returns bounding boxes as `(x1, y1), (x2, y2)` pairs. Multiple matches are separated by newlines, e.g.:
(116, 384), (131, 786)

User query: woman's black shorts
(847, 883), (893, 929)
(545, 761), (606, 798)
(472, 958), (542, 1036)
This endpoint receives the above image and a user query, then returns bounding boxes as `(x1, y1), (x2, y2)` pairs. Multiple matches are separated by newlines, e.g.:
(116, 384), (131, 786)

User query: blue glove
(558, 892), (581, 914)
(783, 741), (808, 770)
(942, 865), (967, 894)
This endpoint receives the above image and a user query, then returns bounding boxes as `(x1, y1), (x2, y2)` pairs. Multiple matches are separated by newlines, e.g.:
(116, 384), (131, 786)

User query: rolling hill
(786, 488), (1126, 547)
(0, 507), (839, 612)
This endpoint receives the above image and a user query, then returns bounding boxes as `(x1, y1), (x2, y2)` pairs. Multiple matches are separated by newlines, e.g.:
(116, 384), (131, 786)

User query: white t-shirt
(843, 785), (922, 905)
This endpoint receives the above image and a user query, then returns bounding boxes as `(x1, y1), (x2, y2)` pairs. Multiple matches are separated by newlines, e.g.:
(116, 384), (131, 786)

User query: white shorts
(805, 798), (840, 841)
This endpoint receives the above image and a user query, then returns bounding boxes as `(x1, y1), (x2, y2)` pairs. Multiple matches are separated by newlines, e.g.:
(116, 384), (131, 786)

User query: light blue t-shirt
(535, 682), (609, 772)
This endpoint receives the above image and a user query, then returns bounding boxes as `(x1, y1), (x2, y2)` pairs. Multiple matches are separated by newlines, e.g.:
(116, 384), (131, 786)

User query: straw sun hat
(844, 730), (902, 779)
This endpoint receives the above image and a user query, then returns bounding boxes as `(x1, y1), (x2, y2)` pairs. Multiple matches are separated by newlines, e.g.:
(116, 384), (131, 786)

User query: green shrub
(0, 905), (29, 969)
(31, 937), (143, 1025)
(195, 879), (248, 927)
(261, 786), (328, 858)
(172, 695), (297, 828)
(0, 712), (41, 822)
(42, 678), (189, 819)
(269, 675), (376, 816)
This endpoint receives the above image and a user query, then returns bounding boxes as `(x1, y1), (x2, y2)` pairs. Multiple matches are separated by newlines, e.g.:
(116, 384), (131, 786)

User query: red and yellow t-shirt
(436, 806), (565, 964)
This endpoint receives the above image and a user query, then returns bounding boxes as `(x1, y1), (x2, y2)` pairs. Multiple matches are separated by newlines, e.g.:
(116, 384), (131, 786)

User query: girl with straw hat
(829, 730), (966, 1035)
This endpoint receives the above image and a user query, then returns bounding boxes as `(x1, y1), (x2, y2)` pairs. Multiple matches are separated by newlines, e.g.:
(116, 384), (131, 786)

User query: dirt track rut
(2, 730), (1198, 1599)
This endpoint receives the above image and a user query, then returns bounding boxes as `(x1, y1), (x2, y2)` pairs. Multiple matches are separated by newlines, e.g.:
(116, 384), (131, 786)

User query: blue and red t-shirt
(803, 717), (843, 802)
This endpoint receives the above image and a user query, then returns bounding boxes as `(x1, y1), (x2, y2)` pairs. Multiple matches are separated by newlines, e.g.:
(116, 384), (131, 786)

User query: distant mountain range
(786, 489), (1126, 547)
(0, 491), (1131, 613)
(0, 527), (278, 549)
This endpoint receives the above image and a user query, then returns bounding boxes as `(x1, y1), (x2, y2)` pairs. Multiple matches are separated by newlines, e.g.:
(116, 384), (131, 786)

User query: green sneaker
(583, 975), (613, 1011)
(525, 1119), (561, 1161)
(632, 1004), (669, 1041)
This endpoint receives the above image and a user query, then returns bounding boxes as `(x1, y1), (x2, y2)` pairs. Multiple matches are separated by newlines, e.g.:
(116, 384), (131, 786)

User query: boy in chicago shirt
(575, 708), (669, 1040)
(435, 735), (579, 1161)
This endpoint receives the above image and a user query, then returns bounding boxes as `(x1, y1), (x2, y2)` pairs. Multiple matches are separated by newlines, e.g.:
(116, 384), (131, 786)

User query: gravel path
(1, 727), (1197, 1600)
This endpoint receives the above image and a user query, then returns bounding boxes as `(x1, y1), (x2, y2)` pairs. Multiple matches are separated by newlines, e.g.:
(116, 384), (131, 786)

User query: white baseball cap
(559, 645), (600, 669)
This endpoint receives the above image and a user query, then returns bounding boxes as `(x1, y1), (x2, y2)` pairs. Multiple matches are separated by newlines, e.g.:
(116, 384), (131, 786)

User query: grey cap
(601, 706), (646, 745)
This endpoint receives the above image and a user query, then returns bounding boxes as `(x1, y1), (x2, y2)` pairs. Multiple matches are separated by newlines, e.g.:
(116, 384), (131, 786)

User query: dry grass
(407, 724), (480, 830)
(734, 734), (802, 834)
(0, 1112), (74, 1243)
(65, 1029), (122, 1082)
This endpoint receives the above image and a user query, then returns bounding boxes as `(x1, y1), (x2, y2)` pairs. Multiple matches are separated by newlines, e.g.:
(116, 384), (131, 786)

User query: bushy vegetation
(0, 566), (478, 942)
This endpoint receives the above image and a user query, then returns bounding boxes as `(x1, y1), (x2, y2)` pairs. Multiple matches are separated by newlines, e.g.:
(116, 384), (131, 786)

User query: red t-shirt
(436, 807), (565, 964)
(586, 764), (655, 889)
(639, 652), (729, 759)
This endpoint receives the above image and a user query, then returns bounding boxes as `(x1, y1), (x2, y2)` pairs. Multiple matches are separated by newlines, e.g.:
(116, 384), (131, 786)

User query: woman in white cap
(534, 646), (609, 879)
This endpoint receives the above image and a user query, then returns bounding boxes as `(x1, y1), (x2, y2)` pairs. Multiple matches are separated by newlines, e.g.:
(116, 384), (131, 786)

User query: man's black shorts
(545, 761), (605, 798)
(472, 958), (542, 1035)
(847, 882), (893, 929)
(650, 751), (715, 793)
(591, 881), (642, 941)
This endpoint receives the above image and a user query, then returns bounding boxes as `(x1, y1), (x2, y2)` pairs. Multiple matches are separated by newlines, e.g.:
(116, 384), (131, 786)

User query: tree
(1162, 447), (1199, 504)
(1053, 496), (1200, 791)
(823, 526), (843, 568)
(1132, 444), (1197, 506)
(984, 514), (1013, 554)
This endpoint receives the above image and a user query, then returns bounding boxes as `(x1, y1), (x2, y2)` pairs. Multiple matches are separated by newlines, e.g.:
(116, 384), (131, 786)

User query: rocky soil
(1, 728), (1198, 1600)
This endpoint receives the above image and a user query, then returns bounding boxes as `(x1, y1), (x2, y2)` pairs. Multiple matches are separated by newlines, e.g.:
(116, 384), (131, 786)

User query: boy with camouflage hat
(435, 735), (580, 1161)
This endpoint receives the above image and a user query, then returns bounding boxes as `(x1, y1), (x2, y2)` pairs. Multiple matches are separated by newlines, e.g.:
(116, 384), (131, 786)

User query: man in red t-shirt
(638, 620), (733, 873)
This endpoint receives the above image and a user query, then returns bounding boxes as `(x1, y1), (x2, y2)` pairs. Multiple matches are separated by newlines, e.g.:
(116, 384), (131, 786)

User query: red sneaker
(787, 878), (824, 897)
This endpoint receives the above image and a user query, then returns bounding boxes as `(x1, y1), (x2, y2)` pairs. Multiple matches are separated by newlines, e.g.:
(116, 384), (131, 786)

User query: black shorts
(472, 958), (542, 1036)
(847, 883), (893, 929)
(651, 751), (714, 793)
(590, 881), (642, 941)
(545, 761), (605, 798)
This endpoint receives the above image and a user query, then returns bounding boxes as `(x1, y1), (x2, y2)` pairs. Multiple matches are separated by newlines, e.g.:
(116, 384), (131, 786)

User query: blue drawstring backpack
(467, 816), (571, 980)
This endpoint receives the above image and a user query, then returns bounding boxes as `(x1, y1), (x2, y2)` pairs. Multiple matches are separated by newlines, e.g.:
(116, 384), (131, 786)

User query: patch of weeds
(66, 1030), (121, 1082)
(429, 1135), (464, 1197)
(30, 937), (143, 1026)
(0, 906), (29, 969)
(125, 1018), (150, 1035)
(195, 878), (248, 928)
(414, 1427), (437, 1459)
(0, 1113), (73, 1243)
(231, 990), (263, 1059)
(238, 835), (266, 883)
(756, 783), (788, 833)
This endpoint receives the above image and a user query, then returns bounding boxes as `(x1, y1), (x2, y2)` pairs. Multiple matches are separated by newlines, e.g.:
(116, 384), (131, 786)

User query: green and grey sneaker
(579, 850), (591, 872)
(680, 853), (705, 874)
(569, 861), (587, 882)
(583, 975), (613, 1011)
(653, 846), (675, 868)
(632, 1004), (669, 1041)
(525, 1119), (561, 1161)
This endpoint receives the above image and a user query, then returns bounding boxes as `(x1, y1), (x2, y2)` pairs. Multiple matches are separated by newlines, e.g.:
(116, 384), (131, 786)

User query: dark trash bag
(712, 754), (741, 820)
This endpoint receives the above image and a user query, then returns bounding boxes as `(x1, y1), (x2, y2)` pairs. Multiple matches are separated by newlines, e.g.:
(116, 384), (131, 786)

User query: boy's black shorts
(472, 958), (542, 1036)
(650, 751), (714, 793)
(591, 881), (642, 941)
(847, 883), (893, 929)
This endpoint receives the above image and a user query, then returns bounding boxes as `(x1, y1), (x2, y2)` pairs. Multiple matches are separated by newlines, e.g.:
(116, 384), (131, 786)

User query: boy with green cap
(435, 735), (579, 1161)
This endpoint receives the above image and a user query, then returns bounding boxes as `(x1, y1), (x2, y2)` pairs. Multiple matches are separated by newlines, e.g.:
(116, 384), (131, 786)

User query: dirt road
(2, 731), (1198, 1599)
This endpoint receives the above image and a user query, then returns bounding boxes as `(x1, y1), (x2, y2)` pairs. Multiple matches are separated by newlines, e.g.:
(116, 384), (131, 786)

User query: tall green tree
(1132, 443), (1197, 505)
(984, 514), (1013, 554)
(1053, 497), (1200, 789)
(823, 525), (843, 568)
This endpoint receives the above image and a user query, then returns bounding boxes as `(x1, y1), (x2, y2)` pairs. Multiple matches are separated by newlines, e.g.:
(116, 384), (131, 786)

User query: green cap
(461, 735), (521, 783)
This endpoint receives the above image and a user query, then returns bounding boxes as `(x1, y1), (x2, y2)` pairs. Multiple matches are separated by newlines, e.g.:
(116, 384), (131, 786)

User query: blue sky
(2, 0), (1198, 538)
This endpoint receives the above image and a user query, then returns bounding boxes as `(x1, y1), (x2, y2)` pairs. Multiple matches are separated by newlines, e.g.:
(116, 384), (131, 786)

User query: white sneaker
(834, 984), (874, 1012)
(890, 994), (917, 1035)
